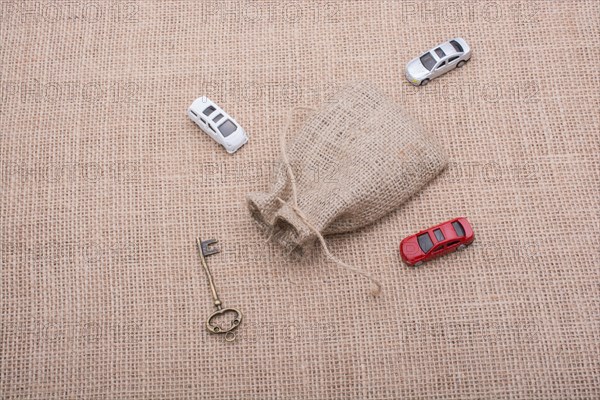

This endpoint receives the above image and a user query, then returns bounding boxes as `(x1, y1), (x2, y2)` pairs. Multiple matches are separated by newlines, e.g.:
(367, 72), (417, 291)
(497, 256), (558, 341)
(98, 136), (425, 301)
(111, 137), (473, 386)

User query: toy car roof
(435, 43), (461, 58)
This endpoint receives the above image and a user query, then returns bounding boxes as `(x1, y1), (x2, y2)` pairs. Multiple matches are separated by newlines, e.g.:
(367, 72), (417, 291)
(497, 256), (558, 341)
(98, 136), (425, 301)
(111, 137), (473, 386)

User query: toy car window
(420, 53), (436, 71)
(190, 109), (198, 117)
(203, 106), (216, 116)
(213, 114), (224, 123)
(207, 124), (215, 132)
(218, 120), (237, 137)
(436, 61), (446, 69)
(452, 221), (465, 237)
(434, 229), (445, 241)
(417, 233), (434, 253)
(446, 241), (459, 247)
(433, 244), (444, 252)
(450, 40), (463, 52)
(449, 56), (459, 63)
(434, 47), (446, 58)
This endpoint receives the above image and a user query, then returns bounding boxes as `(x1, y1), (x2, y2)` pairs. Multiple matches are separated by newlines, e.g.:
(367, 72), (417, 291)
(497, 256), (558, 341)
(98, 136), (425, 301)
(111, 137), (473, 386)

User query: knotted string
(275, 106), (382, 297)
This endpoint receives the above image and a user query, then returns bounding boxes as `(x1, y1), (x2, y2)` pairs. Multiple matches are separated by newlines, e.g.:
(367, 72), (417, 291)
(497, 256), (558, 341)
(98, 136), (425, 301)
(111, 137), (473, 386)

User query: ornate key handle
(196, 237), (243, 342)
(206, 308), (243, 340)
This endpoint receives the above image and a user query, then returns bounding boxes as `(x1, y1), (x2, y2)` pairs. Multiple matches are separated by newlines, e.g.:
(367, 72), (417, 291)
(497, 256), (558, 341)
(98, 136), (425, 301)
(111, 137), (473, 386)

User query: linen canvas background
(1, 1), (598, 398)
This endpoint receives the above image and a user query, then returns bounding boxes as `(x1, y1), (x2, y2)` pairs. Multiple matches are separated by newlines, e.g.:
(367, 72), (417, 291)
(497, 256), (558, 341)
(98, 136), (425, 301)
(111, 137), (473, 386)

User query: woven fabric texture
(248, 81), (447, 253)
(1, 1), (599, 399)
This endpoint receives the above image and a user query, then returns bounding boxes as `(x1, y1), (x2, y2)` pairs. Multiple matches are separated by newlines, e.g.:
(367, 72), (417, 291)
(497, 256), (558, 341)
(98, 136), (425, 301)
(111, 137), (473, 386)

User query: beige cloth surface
(1, 1), (598, 399)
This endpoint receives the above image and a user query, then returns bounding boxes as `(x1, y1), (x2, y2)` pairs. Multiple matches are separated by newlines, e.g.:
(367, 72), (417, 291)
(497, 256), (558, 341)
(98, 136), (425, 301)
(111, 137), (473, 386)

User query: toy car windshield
(420, 53), (436, 71)
(417, 233), (434, 253)
(452, 221), (465, 236)
(450, 40), (463, 52)
(218, 120), (237, 137)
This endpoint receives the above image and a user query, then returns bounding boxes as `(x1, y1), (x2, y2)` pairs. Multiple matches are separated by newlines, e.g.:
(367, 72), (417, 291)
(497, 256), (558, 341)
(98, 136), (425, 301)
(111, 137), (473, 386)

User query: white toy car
(187, 97), (248, 154)
(405, 38), (471, 86)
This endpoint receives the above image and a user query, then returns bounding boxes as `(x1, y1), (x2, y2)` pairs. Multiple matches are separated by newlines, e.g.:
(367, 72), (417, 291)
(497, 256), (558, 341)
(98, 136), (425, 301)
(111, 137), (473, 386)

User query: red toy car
(400, 217), (474, 266)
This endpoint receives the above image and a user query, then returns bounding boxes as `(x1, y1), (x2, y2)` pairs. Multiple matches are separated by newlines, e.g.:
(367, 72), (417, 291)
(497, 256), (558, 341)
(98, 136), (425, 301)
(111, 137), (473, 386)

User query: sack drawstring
(274, 106), (382, 297)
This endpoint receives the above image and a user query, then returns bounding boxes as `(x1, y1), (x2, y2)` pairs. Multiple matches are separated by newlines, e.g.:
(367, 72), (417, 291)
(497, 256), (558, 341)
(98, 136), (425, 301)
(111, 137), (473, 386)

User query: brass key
(196, 237), (243, 342)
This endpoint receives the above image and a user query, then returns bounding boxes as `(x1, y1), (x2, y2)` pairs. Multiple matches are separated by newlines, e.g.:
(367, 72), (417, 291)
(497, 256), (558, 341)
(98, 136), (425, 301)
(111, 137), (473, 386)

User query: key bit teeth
(200, 239), (220, 256)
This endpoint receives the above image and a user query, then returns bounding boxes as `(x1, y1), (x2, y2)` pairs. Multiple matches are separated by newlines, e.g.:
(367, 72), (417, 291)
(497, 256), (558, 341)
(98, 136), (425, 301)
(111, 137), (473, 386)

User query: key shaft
(196, 237), (222, 309)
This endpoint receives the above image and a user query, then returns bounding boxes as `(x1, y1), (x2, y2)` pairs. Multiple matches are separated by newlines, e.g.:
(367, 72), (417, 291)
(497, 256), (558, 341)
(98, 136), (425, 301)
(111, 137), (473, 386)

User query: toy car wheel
(420, 79), (430, 86)
(414, 261), (423, 266)
(457, 61), (466, 68)
(457, 244), (466, 251)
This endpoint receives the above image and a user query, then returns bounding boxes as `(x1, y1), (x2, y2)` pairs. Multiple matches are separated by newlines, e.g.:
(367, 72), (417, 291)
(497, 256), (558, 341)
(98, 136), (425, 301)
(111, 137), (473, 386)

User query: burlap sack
(247, 81), (448, 285)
